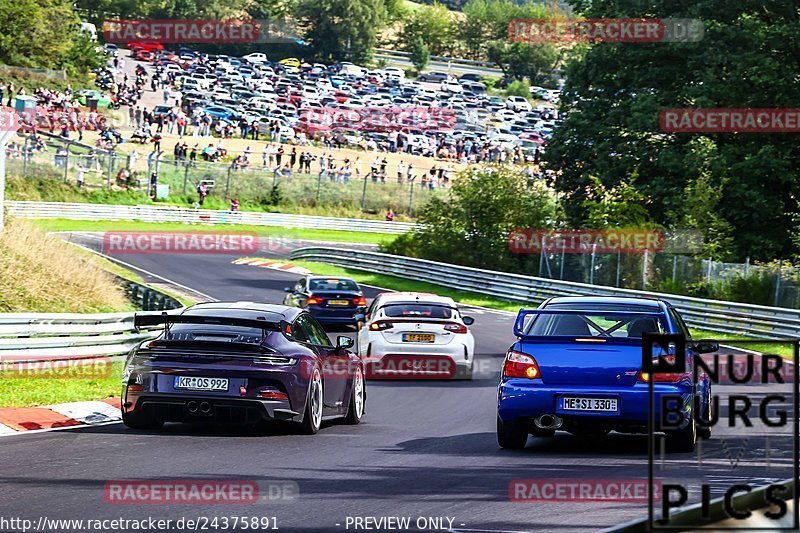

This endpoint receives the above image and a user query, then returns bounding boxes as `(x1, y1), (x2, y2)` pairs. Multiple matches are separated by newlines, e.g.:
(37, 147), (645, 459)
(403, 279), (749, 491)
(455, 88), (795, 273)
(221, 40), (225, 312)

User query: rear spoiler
(134, 312), (286, 334)
(513, 308), (664, 338)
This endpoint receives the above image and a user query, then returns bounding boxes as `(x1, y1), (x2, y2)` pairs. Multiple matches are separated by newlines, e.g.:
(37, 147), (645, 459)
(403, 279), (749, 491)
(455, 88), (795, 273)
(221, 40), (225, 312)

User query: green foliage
(409, 37), (430, 72)
(0, 0), (102, 77)
(487, 40), (560, 86)
(398, 2), (455, 56)
(393, 167), (558, 271)
(581, 175), (651, 229)
(297, 0), (388, 63)
(546, 0), (800, 262)
(504, 79), (530, 99)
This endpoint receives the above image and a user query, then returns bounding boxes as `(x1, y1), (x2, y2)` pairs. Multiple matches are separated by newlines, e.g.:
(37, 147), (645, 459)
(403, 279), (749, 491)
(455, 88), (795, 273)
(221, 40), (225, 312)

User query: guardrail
(7, 201), (416, 235)
(375, 48), (498, 70)
(289, 247), (800, 339)
(0, 313), (156, 361)
(120, 277), (183, 311)
(601, 477), (795, 532)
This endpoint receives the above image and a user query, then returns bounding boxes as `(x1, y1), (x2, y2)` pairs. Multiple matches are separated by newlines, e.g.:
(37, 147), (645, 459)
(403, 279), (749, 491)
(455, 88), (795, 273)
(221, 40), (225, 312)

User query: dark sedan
(122, 302), (366, 434)
(283, 276), (367, 327)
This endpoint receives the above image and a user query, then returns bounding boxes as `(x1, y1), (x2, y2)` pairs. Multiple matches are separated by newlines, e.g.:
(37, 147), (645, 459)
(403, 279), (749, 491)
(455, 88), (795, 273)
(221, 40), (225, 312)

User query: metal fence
(289, 246), (800, 339)
(6, 133), (451, 216)
(532, 247), (800, 309)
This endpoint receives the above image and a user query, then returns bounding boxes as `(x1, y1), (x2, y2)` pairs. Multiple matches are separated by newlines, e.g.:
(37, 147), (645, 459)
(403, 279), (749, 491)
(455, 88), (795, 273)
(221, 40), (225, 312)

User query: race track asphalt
(0, 235), (794, 532)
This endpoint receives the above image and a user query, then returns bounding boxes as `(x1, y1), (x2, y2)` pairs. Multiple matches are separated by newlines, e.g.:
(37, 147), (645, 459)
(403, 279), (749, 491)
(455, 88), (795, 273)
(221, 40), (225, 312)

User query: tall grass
(0, 219), (130, 313)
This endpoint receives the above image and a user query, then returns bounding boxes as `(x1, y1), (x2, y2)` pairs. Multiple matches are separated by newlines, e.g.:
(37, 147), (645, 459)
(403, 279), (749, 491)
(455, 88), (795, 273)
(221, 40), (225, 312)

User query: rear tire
(497, 416), (528, 449)
(667, 417), (697, 453)
(299, 368), (323, 435)
(122, 409), (162, 430)
(343, 367), (365, 424)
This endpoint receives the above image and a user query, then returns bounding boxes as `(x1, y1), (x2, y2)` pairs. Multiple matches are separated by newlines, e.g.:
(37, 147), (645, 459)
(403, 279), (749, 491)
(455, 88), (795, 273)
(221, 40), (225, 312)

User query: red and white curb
(0, 398), (121, 435)
(232, 257), (312, 275)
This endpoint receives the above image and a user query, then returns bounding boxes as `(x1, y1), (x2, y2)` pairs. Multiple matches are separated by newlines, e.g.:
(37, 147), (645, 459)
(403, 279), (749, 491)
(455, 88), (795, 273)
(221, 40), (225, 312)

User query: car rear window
(525, 309), (666, 338)
(381, 304), (454, 319)
(309, 278), (359, 291)
(165, 324), (265, 344)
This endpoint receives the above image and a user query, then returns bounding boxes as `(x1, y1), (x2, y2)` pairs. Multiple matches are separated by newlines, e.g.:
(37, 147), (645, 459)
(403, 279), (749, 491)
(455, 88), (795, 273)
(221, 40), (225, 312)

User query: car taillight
(306, 295), (323, 305)
(353, 296), (367, 306)
(443, 323), (468, 334)
(369, 321), (393, 331)
(638, 372), (689, 383)
(503, 350), (542, 380)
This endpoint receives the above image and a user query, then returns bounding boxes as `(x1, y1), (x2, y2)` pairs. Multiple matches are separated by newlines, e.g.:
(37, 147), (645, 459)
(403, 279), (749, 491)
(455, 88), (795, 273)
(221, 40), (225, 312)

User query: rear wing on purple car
(513, 308), (665, 339)
(134, 312), (285, 334)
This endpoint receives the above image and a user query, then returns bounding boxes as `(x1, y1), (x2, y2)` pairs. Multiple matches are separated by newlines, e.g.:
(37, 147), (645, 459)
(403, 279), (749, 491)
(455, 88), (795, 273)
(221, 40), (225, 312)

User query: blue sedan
(496, 297), (713, 452)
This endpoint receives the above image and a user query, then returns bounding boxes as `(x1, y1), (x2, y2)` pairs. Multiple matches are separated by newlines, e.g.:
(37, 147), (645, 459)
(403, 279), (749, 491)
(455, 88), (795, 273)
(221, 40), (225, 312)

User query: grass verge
(0, 361), (122, 408)
(0, 219), (132, 313)
(31, 219), (397, 246)
(690, 329), (794, 358)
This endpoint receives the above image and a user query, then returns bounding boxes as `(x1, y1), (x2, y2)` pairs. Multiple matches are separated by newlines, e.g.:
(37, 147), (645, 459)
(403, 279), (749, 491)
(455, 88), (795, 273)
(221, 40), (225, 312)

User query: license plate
(560, 397), (618, 412)
(328, 299), (349, 306)
(402, 333), (435, 343)
(174, 376), (229, 391)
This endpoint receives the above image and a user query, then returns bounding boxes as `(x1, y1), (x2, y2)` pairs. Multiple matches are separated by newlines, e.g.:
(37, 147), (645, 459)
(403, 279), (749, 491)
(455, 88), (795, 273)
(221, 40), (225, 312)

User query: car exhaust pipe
(199, 402), (212, 414)
(187, 401), (199, 413)
(534, 414), (563, 429)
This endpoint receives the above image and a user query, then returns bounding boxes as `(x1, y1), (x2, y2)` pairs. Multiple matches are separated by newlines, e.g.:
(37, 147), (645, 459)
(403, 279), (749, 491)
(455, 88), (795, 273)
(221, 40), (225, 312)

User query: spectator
(385, 209), (395, 222)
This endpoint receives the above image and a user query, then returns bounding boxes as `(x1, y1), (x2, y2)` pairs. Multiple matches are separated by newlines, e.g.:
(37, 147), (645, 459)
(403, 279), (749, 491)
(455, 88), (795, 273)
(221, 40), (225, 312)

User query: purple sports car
(122, 302), (366, 434)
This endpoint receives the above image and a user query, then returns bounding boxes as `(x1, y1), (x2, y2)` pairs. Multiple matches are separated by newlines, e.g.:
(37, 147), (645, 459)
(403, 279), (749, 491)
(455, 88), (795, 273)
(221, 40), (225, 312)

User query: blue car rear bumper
(497, 379), (697, 426)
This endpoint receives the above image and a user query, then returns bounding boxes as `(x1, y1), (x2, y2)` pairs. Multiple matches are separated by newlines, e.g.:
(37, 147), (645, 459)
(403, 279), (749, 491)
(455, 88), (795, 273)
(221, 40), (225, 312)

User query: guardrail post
(106, 150), (115, 190)
(672, 255), (678, 283)
(63, 143), (70, 183)
(616, 250), (621, 287)
(183, 164), (189, 194)
(22, 136), (30, 177)
(774, 262), (782, 307)
(559, 248), (565, 280)
(589, 243), (597, 285)
(408, 180), (414, 215)
(360, 174), (368, 210)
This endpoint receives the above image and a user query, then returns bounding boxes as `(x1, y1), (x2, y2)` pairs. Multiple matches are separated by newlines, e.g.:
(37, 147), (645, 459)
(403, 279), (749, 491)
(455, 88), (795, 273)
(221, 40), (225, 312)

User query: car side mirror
(283, 287), (291, 292)
(692, 342), (719, 354)
(462, 316), (475, 326)
(336, 336), (354, 350)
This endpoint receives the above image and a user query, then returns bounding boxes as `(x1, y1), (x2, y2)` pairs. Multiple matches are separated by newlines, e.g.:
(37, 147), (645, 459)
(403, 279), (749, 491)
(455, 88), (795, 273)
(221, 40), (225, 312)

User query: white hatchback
(357, 292), (475, 380)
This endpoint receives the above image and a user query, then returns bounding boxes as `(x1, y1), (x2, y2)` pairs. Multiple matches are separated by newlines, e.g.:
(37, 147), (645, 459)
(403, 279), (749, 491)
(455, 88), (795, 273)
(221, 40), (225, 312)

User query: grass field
(0, 361), (123, 408)
(31, 218), (399, 246)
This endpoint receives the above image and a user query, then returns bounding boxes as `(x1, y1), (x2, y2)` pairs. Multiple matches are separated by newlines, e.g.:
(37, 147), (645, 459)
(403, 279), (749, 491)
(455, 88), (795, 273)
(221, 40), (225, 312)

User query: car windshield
(308, 278), (359, 291)
(381, 303), (454, 319)
(525, 308), (665, 338)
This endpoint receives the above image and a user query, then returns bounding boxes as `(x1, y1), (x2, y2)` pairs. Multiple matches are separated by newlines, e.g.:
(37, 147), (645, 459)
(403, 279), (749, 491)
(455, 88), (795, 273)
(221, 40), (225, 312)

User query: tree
(486, 40), (559, 86)
(387, 168), (559, 272)
(545, 0), (800, 261)
(297, 0), (387, 63)
(398, 3), (455, 57)
(409, 37), (429, 72)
